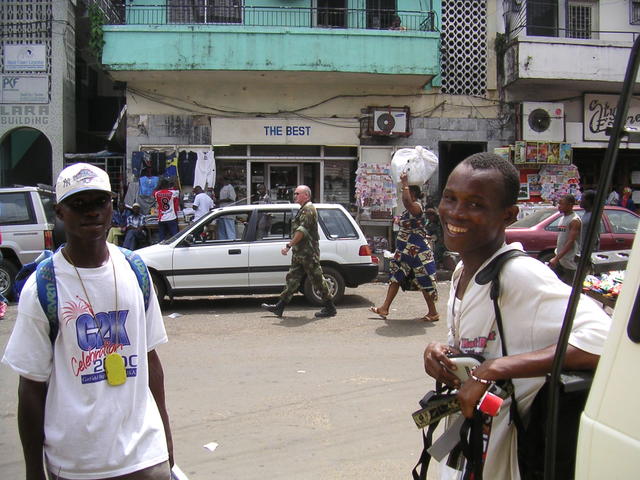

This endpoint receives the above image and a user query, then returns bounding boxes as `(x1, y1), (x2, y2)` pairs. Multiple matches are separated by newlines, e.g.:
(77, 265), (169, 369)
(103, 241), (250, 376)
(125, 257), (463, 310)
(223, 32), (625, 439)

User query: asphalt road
(0, 281), (451, 479)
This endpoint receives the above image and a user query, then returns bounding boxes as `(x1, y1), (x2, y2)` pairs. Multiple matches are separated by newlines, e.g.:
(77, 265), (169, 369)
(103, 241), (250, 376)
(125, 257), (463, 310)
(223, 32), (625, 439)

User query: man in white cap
(2, 163), (174, 479)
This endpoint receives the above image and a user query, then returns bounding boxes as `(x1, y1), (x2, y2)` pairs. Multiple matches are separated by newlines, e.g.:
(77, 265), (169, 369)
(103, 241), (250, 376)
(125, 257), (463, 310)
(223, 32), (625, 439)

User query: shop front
(123, 115), (360, 220)
(211, 118), (359, 207)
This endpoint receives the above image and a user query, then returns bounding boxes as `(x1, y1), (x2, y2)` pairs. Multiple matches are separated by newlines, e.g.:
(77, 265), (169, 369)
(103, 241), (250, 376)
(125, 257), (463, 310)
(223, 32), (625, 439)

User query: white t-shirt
(192, 192), (214, 221)
(2, 243), (168, 479)
(219, 184), (236, 204)
(441, 243), (611, 480)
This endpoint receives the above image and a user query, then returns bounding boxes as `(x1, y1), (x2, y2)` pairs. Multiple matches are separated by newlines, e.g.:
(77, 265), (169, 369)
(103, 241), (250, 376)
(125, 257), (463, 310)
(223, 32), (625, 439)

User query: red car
(505, 206), (639, 263)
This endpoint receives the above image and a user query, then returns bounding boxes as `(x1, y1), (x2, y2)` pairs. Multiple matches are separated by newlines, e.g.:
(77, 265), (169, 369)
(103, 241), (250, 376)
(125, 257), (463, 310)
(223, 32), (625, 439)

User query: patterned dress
(390, 209), (437, 293)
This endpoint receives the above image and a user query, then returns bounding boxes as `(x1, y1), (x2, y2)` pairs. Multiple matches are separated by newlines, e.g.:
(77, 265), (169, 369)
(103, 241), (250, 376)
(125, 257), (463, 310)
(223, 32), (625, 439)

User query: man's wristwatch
(286, 243), (292, 249)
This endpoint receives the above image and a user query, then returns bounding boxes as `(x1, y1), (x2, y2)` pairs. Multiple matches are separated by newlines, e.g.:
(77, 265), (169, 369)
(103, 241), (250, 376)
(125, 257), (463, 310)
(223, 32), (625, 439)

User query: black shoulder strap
(475, 249), (527, 436)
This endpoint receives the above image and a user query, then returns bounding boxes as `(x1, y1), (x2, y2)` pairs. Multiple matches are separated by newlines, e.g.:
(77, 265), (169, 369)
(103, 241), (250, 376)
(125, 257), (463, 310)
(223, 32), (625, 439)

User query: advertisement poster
(3, 44), (46, 71)
(513, 141), (526, 164)
(584, 93), (640, 142)
(548, 143), (560, 164)
(1, 75), (48, 103)
(527, 174), (542, 196)
(537, 142), (549, 163)
(518, 182), (530, 200)
(526, 143), (538, 163)
(559, 143), (572, 164)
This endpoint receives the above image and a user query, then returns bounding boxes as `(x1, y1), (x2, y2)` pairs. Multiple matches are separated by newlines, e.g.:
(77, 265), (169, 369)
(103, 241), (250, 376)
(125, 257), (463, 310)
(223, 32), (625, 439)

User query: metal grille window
(0, 0), (52, 101)
(526, 0), (558, 37)
(168, 0), (242, 24)
(441, 0), (487, 96)
(631, 0), (640, 25)
(567, 2), (593, 39)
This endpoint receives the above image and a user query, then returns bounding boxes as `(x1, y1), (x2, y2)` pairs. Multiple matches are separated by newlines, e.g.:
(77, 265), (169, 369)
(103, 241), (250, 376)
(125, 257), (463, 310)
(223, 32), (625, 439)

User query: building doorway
(268, 164), (300, 202)
(437, 141), (486, 197)
(0, 127), (52, 187)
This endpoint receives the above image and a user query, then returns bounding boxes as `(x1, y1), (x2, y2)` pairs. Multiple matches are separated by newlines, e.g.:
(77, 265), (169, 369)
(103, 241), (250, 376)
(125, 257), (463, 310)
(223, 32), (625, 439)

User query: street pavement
(0, 281), (451, 479)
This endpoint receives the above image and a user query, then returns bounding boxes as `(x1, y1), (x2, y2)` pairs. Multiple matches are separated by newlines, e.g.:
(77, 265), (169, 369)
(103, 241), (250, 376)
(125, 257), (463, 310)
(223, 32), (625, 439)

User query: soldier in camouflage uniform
(261, 185), (337, 318)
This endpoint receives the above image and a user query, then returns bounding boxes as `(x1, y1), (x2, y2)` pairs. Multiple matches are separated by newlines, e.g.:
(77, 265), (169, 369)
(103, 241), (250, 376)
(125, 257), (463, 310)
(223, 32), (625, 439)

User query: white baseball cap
(56, 163), (114, 203)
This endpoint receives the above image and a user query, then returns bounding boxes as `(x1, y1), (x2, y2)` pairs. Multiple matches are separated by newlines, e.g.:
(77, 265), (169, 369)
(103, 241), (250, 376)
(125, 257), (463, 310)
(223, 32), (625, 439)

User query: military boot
(261, 300), (286, 317)
(315, 300), (337, 318)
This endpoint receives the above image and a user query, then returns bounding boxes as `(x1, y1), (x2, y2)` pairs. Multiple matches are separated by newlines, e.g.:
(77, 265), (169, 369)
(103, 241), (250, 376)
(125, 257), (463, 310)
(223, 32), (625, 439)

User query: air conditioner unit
(368, 107), (411, 136)
(521, 102), (565, 141)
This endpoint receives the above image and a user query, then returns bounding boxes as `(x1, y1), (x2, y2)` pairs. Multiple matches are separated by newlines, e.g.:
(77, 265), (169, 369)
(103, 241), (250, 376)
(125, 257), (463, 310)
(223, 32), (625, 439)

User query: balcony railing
(504, 0), (639, 41)
(107, 4), (437, 32)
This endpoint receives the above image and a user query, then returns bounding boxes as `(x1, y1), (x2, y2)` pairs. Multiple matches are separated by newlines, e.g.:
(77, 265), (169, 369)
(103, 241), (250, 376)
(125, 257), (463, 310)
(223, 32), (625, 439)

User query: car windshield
(0, 192), (34, 225)
(510, 208), (557, 228)
(318, 208), (358, 239)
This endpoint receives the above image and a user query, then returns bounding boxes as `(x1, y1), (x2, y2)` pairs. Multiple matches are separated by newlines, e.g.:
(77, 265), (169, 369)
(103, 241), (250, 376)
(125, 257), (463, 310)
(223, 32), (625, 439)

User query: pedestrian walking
(579, 189), (600, 252)
(369, 172), (439, 321)
(619, 186), (636, 211)
(261, 185), (337, 318)
(2, 163), (174, 479)
(549, 194), (581, 285)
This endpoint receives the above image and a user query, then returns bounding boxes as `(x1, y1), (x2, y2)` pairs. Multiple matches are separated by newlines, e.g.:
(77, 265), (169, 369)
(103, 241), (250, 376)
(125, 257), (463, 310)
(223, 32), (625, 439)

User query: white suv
(0, 186), (62, 298)
(137, 203), (378, 304)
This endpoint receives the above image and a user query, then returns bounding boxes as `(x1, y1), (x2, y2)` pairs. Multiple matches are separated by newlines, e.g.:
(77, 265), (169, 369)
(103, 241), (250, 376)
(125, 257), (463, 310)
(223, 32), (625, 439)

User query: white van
(575, 228), (640, 477)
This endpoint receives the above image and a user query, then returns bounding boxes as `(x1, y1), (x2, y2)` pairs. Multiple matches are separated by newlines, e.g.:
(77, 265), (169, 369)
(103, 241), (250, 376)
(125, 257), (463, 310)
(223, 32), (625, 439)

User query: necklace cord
(63, 248), (119, 344)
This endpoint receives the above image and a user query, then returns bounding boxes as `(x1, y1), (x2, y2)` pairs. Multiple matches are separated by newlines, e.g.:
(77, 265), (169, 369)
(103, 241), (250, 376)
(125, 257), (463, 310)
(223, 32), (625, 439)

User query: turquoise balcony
(102, 2), (440, 86)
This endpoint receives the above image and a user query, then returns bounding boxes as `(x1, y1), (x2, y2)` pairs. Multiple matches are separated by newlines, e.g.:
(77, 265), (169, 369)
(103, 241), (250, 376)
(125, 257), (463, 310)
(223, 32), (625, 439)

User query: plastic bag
(390, 146), (438, 185)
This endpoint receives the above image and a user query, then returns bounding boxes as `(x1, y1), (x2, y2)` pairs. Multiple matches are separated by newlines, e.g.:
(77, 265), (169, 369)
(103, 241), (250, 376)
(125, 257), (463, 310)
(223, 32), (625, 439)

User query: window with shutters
(631, 0), (640, 25)
(567, 1), (597, 39)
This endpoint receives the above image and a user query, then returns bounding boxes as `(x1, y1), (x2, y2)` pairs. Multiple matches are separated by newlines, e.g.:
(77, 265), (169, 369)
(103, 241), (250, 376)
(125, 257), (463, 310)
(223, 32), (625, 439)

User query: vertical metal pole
(543, 34), (640, 480)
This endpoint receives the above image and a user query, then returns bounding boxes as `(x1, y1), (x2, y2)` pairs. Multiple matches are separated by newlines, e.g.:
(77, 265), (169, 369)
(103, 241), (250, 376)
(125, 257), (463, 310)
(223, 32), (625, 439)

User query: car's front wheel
(0, 259), (18, 300)
(303, 266), (345, 306)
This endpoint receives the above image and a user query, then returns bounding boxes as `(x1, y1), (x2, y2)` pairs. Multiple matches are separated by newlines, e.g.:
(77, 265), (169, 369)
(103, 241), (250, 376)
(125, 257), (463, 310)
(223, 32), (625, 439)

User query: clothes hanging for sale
(123, 178), (140, 208)
(139, 175), (159, 197)
(149, 151), (166, 177)
(178, 150), (197, 186)
(131, 151), (144, 177)
(193, 150), (216, 189)
(164, 152), (179, 181)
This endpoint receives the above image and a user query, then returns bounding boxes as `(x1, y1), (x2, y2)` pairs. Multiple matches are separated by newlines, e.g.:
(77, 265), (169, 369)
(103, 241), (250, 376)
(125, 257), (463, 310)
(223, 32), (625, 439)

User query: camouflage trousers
(280, 256), (331, 304)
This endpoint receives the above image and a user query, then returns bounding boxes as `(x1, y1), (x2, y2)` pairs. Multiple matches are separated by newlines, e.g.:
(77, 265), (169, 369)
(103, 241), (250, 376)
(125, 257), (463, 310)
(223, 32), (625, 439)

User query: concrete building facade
(0, 0), (75, 187)
(500, 0), (640, 196)
(102, 0), (513, 232)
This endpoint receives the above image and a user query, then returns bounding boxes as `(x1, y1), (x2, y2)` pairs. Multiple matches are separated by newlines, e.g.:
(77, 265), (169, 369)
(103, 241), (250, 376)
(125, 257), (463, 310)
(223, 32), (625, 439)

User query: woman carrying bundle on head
(370, 171), (439, 322)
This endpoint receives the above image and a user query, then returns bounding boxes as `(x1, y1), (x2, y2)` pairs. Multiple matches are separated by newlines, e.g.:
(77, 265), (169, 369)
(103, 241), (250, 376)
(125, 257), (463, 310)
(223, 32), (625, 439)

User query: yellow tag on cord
(104, 353), (126, 386)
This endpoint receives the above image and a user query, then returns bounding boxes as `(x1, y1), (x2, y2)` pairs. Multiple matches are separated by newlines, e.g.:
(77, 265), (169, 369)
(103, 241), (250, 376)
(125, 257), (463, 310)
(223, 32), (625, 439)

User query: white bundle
(390, 146), (439, 185)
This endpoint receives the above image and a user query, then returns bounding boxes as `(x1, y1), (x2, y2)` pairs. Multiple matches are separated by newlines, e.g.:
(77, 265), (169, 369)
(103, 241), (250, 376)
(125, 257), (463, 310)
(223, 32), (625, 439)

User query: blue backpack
(14, 247), (151, 344)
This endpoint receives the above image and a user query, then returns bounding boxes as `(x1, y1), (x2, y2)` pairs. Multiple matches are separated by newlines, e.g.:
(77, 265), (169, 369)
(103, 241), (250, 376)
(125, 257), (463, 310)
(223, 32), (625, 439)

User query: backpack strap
(118, 247), (151, 311)
(34, 247), (151, 346)
(475, 249), (528, 456)
(35, 256), (59, 344)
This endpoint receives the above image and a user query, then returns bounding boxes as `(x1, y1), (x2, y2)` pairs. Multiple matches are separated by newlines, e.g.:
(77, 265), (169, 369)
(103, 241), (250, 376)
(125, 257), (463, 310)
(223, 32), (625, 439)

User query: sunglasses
(63, 195), (111, 212)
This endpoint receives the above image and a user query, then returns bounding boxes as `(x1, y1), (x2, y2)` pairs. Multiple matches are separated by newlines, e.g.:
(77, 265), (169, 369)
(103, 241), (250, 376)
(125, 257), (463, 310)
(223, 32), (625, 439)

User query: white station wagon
(137, 203), (379, 305)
